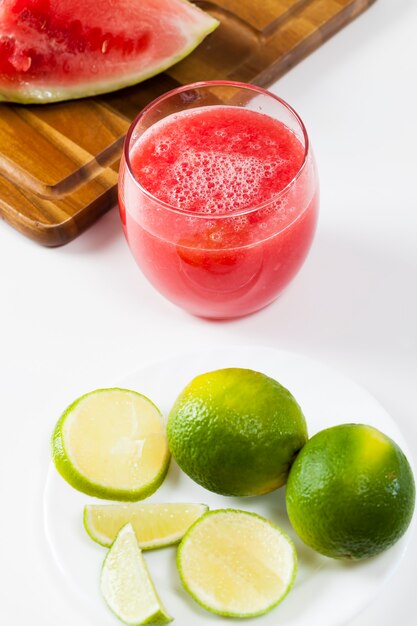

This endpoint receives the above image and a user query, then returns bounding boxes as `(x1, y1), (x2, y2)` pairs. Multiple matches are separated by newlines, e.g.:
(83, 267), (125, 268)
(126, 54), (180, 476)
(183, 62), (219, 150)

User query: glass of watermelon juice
(119, 81), (319, 319)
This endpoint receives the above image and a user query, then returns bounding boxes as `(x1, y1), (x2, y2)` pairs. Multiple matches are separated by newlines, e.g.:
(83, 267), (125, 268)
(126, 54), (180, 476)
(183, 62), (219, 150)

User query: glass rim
(123, 80), (310, 219)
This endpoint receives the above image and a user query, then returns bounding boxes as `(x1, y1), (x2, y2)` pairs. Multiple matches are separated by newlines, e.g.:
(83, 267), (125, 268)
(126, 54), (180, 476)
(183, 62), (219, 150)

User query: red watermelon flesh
(0, 0), (219, 103)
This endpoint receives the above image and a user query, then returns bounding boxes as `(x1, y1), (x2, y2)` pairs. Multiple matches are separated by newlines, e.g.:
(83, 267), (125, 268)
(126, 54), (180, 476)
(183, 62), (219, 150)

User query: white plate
(43, 346), (414, 626)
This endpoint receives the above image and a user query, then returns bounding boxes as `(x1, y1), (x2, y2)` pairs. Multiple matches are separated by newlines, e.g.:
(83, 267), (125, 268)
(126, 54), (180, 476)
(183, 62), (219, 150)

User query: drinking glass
(119, 81), (319, 319)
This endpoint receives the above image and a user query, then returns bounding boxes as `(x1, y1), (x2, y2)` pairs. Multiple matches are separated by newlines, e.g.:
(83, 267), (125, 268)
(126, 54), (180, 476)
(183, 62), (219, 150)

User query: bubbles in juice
(130, 105), (305, 219)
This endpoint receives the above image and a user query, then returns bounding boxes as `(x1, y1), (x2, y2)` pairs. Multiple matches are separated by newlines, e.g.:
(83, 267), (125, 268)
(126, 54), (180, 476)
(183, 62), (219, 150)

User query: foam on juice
(130, 106), (305, 217)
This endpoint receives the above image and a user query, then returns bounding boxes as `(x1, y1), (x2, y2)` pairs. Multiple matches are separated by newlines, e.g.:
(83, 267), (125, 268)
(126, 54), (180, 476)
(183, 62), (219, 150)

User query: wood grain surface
(0, 0), (376, 246)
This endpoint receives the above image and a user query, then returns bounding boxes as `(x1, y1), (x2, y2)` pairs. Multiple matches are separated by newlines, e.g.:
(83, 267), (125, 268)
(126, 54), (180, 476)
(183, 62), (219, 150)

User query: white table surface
(1, 1), (416, 624)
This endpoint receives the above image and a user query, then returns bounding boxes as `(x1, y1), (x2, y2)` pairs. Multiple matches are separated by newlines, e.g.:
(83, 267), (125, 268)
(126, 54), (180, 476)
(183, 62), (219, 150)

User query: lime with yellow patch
(285, 423), (416, 560)
(177, 509), (297, 618)
(51, 388), (170, 501)
(101, 523), (172, 625)
(167, 368), (308, 496)
(84, 502), (208, 549)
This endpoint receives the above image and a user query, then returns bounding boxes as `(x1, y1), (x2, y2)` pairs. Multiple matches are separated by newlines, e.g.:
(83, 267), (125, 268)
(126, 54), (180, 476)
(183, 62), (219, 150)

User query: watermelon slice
(0, 0), (219, 103)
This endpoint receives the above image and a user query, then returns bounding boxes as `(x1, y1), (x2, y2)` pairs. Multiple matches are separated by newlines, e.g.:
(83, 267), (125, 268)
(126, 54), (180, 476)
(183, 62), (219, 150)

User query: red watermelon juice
(119, 84), (318, 319)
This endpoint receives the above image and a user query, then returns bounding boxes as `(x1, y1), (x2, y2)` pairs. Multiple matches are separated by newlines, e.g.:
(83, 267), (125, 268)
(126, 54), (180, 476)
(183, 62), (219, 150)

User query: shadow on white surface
(240, 228), (416, 362)
(64, 206), (122, 255)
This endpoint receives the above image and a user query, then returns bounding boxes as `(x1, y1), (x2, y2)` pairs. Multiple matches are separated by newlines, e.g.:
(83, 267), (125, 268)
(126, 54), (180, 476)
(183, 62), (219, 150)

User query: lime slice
(177, 509), (297, 618)
(84, 502), (209, 549)
(51, 388), (170, 501)
(101, 523), (172, 625)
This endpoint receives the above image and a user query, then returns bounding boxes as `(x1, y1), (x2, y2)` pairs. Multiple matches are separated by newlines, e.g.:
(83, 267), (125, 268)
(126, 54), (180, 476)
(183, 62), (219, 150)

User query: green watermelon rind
(0, 1), (219, 104)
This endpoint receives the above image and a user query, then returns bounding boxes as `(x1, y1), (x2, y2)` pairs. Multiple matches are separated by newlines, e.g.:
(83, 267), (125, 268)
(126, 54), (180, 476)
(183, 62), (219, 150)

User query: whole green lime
(167, 368), (308, 496)
(285, 423), (415, 560)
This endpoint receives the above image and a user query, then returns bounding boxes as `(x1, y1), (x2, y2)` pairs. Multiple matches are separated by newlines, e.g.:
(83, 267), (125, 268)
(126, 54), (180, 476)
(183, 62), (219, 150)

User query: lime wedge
(51, 388), (170, 500)
(177, 509), (297, 618)
(84, 502), (209, 549)
(101, 523), (172, 625)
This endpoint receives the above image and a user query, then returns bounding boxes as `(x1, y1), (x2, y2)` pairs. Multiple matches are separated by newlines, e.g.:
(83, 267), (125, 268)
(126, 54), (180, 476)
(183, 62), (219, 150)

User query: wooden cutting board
(0, 0), (376, 246)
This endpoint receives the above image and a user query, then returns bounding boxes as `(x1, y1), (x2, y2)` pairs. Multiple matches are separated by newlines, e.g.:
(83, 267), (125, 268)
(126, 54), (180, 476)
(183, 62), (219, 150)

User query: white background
(0, 0), (416, 624)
